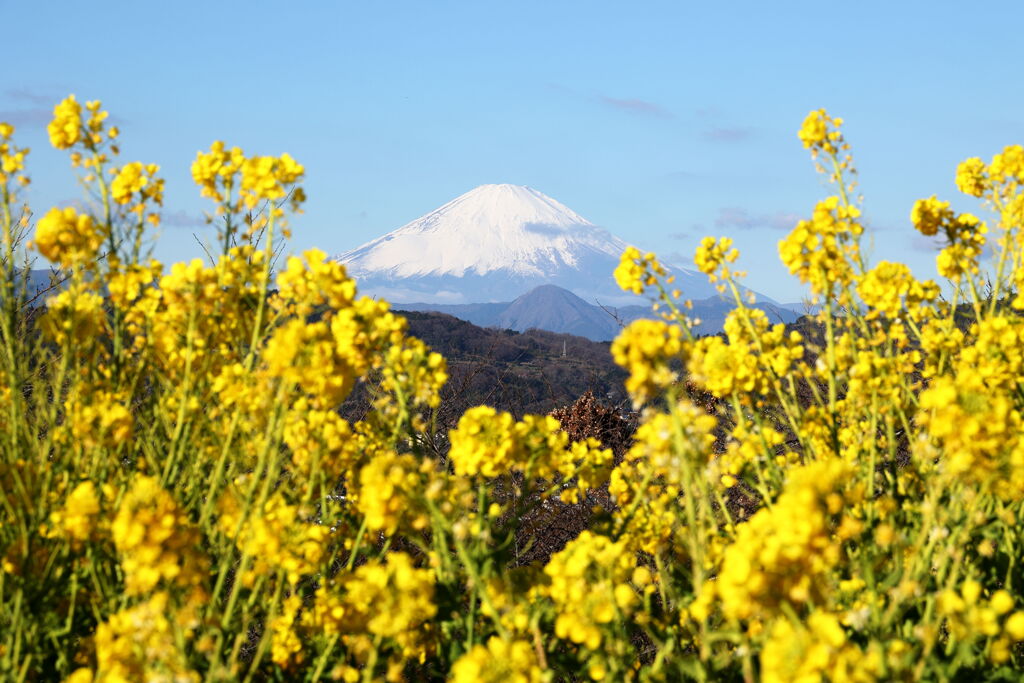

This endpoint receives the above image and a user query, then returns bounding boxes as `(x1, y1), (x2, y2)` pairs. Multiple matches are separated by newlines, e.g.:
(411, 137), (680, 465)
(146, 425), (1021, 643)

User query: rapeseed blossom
(5, 98), (1024, 681)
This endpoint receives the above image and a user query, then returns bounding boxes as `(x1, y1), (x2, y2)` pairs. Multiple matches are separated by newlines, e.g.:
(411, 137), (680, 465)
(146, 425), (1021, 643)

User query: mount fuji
(335, 184), (741, 307)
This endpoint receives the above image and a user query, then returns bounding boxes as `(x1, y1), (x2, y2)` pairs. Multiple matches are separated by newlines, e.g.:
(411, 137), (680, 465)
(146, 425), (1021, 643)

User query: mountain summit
(335, 184), (720, 305)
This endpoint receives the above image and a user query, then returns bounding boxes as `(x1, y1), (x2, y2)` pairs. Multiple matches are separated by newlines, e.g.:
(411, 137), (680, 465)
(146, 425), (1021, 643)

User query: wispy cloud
(666, 250), (694, 267)
(663, 170), (702, 182)
(4, 87), (54, 105)
(668, 222), (706, 240)
(546, 84), (673, 119)
(161, 210), (208, 229)
(595, 95), (673, 119)
(0, 108), (51, 128)
(702, 126), (754, 142)
(0, 87), (60, 129)
(714, 207), (801, 232)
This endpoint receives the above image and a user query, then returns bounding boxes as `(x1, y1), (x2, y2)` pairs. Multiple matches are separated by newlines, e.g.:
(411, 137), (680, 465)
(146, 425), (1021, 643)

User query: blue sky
(3, 0), (1022, 302)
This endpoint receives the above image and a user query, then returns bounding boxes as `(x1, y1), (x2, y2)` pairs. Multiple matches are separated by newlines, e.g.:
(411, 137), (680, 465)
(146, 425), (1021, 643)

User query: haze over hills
(336, 184), (739, 307)
(398, 283), (799, 342)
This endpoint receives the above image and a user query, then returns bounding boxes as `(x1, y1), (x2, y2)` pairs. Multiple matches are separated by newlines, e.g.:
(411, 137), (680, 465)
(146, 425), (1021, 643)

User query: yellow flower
(110, 161), (162, 209)
(111, 476), (208, 595)
(778, 196), (862, 297)
(49, 481), (101, 544)
(39, 284), (107, 347)
(339, 552), (436, 658)
(275, 248), (357, 317)
(356, 451), (428, 535)
(92, 592), (198, 682)
(33, 206), (104, 268)
(610, 318), (684, 406)
(48, 95), (83, 149)
(543, 531), (636, 650)
(693, 235), (739, 281)
(451, 636), (542, 683)
(956, 157), (988, 197)
(1006, 612), (1024, 640)
(191, 140), (245, 205)
(910, 196), (953, 237)
(857, 261), (938, 320)
(798, 109), (829, 150)
(240, 153), (305, 209)
(66, 389), (133, 450)
(717, 460), (855, 621)
(217, 491), (328, 585)
(761, 612), (880, 683)
(448, 405), (518, 477)
(614, 246), (667, 295)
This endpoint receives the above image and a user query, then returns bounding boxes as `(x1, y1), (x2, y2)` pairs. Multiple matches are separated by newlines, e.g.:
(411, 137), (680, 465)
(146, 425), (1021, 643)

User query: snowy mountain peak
(336, 184), (625, 281)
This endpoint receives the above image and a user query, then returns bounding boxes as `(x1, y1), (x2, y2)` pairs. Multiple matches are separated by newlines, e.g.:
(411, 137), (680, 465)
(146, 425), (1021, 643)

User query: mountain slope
(496, 285), (621, 341)
(336, 184), (722, 305)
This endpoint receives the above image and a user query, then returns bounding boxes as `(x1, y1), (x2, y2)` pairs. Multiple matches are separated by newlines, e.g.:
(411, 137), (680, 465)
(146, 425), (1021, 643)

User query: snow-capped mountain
(335, 184), (726, 306)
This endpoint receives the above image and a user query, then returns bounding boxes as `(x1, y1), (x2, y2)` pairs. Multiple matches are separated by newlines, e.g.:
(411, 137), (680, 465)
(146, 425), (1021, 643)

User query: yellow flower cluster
(918, 342), (1024, 499)
(610, 402), (717, 554)
(956, 157), (989, 197)
(282, 399), (355, 478)
(760, 611), (880, 683)
(717, 460), (855, 622)
(543, 531), (637, 650)
(356, 451), (429, 535)
(688, 308), (803, 399)
(451, 636), (542, 683)
(447, 406), (526, 477)
(39, 284), (107, 347)
(936, 219), (987, 280)
(0, 122), (29, 189)
(217, 491), (328, 584)
(191, 140), (246, 205)
(33, 206), (105, 268)
(693, 235), (739, 283)
(240, 153), (305, 209)
(613, 245), (668, 295)
(80, 592), (198, 682)
(47, 95), (84, 150)
(111, 476), (208, 596)
(338, 552), (437, 657)
(857, 260), (938, 320)
(797, 109), (850, 172)
(937, 581), (1024, 649)
(11, 98), (1024, 681)
(275, 248), (357, 316)
(378, 336), (449, 414)
(447, 408), (612, 502)
(109, 161), (164, 228)
(66, 389), (133, 451)
(778, 196), (863, 298)
(47, 96), (114, 159)
(610, 318), (684, 406)
(49, 481), (101, 544)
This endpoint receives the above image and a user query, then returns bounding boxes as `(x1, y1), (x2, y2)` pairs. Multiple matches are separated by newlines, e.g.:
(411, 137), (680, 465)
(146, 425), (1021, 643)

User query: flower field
(2, 98), (1024, 681)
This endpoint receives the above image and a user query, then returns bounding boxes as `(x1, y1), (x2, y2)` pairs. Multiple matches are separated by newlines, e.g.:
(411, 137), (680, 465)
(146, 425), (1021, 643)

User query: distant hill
(341, 310), (630, 425)
(395, 284), (799, 341)
(496, 284), (622, 341)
